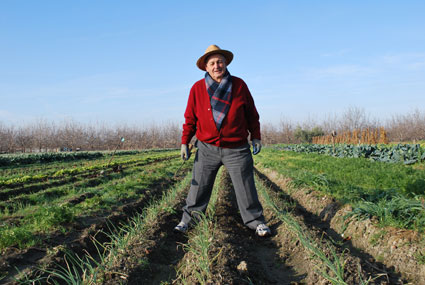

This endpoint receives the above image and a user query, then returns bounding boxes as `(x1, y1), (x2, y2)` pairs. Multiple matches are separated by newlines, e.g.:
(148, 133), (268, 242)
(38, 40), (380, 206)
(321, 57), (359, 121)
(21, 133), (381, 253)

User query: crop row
(4, 146), (423, 283)
(256, 175), (349, 283)
(35, 172), (194, 284)
(175, 170), (221, 284)
(281, 143), (425, 164)
(255, 153), (425, 283)
(9, 161), (415, 284)
(255, 147), (425, 231)
(0, 151), (184, 251)
(0, 151), (178, 188)
(0, 149), (175, 167)
(0, 155), (180, 205)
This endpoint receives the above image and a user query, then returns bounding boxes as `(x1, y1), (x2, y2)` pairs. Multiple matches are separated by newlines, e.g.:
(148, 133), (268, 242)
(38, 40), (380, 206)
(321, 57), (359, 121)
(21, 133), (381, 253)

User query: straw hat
(196, 45), (233, 71)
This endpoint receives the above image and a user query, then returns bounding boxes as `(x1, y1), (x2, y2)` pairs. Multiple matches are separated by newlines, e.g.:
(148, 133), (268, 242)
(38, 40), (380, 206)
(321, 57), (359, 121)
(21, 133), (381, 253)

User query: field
(1, 146), (425, 284)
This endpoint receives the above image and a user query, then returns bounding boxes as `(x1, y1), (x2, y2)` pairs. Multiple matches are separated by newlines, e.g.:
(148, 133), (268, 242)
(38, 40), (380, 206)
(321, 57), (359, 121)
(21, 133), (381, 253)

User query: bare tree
(0, 123), (14, 153)
(340, 106), (371, 131)
(15, 126), (33, 153)
(2, 125), (16, 153)
(1, 108), (424, 154)
(386, 109), (425, 142)
(321, 112), (339, 133)
(279, 117), (295, 144)
(30, 118), (53, 152)
(261, 123), (278, 144)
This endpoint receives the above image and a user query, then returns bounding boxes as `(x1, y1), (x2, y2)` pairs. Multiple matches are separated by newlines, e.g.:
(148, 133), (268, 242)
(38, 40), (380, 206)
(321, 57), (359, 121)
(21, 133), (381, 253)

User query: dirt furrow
(102, 181), (190, 284)
(201, 170), (303, 284)
(255, 167), (406, 284)
(0, 155), (177, 203)
(0, 166), (190, 284)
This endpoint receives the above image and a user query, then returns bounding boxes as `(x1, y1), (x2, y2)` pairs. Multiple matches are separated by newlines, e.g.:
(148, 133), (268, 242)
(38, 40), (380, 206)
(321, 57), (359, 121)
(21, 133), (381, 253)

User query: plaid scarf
(205, 70), (232, 131)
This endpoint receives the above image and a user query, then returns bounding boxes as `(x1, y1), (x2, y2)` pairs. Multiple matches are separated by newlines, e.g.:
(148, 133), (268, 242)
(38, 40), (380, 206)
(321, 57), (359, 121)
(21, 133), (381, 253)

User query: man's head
(205, 54), (227, 82)
(197, 44), (233, 72)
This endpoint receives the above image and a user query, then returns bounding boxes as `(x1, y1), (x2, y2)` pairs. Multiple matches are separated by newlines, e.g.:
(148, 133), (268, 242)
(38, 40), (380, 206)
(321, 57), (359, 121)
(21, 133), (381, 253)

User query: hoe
(100, 137), (125, 175)
(173, 143), (194, 178)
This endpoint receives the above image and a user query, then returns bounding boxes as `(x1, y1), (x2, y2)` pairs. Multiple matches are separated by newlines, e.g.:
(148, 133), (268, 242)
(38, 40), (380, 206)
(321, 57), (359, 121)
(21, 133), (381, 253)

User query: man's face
(205, 54), (227, 82)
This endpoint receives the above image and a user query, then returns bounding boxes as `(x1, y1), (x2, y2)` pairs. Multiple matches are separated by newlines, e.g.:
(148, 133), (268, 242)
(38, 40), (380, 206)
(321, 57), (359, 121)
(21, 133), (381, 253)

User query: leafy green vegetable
(280, 143), (424, 164)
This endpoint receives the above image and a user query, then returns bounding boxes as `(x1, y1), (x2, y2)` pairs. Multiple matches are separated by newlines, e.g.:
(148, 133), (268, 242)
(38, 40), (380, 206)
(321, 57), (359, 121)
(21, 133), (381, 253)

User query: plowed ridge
(2, 154), (418, 284)
(102, 168), (404, 284)
(0, 151), (190, 284)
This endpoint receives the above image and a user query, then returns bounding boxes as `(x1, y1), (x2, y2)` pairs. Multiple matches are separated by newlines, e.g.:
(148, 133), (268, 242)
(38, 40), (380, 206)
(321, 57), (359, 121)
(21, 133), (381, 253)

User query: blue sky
(1, 1), (424, 127)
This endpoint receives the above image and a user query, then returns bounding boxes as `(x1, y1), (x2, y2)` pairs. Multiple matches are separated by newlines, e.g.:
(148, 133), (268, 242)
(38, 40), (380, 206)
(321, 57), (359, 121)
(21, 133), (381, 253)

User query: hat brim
(196, 50), (233, 71)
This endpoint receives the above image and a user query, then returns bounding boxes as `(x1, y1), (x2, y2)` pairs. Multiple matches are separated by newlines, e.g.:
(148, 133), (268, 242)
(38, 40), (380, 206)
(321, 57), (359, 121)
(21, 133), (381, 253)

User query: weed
(414, 251), (425, 265)
(138, 257), (150, 269)
(161, 205), (176, 214)
(41, 250), (101, 284)
(80, 195), (104, 210)
(369, 230), (387, 246)
(376, 254), (385, 263)
(349, 194), (425, 231)
(11, 266), (45, 284)
(0, 225), (37, 249)
(256, 148), (425, 232)
(31, 204), (75, 232)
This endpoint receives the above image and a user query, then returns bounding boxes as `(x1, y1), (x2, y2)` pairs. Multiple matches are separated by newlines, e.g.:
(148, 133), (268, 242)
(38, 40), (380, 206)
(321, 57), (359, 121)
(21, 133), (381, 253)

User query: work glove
(252, 139), (262, 155)
(181, 144), (191, 161)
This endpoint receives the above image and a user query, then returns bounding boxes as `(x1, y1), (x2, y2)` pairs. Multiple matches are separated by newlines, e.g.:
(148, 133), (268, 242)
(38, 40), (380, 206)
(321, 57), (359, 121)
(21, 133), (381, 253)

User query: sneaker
(174, 221), (188, 233)
(256, 223), (271, 237)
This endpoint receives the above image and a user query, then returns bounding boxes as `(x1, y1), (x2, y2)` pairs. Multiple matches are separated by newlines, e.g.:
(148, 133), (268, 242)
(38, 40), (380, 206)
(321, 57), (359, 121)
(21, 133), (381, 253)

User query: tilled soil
(0, 162), (190, 284)
(102, 184), (190, 284)
(255, 169), (403, 284)
(3, 163), (419, 284)
(204, 171), (304, 284)
(172, 169), (407, 284)
(0, 155), (177, 206)
(256, 167), (423, 284)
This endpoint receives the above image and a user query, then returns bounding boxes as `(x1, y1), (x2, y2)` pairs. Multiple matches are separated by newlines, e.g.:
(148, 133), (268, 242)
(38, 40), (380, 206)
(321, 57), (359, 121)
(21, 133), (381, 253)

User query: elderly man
(174, 45), (270, 237)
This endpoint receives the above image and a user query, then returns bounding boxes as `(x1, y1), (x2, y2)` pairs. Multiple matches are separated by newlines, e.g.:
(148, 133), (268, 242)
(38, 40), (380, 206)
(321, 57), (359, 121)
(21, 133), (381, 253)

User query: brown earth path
(204, 171), (303, 284)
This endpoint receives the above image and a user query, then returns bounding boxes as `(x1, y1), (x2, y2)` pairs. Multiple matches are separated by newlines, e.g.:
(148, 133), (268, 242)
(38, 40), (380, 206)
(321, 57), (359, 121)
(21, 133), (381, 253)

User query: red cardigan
(182, 76), (261, 148)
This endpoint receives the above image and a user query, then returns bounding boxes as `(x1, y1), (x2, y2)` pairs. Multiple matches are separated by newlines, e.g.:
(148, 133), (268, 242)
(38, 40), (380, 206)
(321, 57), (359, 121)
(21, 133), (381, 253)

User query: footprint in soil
(213, 176), (304, 284)
(248, 223), (306, 284)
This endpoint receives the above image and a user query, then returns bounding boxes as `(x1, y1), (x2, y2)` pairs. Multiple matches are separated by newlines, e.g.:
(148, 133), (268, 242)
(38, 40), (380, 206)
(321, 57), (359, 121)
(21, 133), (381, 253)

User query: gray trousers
(181, 140), (265, 230)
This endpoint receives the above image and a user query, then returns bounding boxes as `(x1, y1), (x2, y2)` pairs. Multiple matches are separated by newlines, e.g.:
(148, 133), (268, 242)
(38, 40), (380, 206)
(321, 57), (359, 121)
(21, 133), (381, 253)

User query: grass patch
(30, 204), (76, 232)
(348, 194), (425, 230)
(0, 225), (37, 249)
(414, 251), (425, 265)
(369, 230), (387, 247)
(0, 152), (184, 251)
(255, 147), (425, 231)
(33, 171), (193, 284)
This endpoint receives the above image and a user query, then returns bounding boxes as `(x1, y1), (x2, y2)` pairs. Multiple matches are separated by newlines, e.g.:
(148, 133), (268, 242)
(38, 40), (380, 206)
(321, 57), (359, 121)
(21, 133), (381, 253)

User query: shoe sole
(173, 227), (187, 234)
(256, 231), (271, 237)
